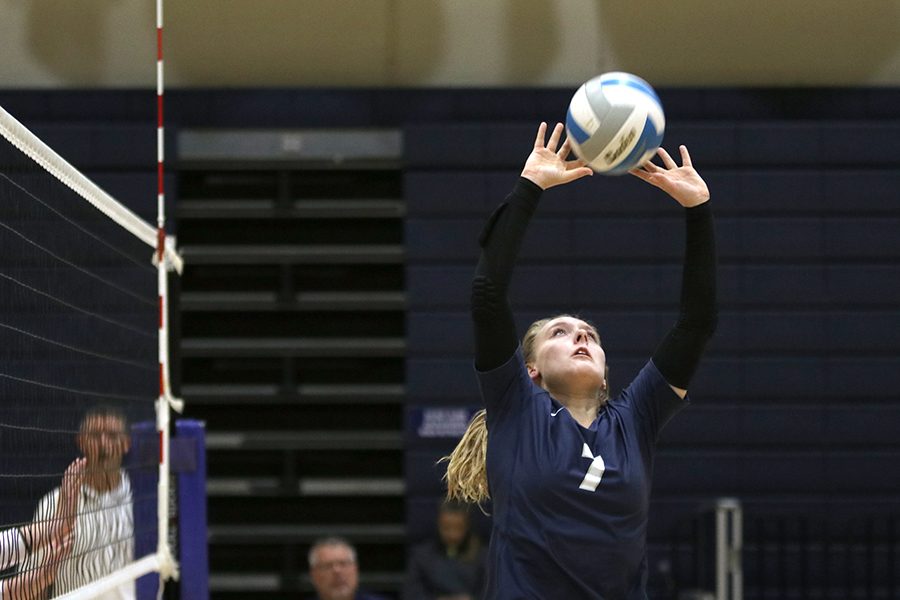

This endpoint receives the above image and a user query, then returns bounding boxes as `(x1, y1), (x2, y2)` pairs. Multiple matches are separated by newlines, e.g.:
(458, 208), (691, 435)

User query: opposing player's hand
(47, 530), (74, 562)
(521, 122), (593, 190)
(57, 457), (86, 538)
(629, 145), (709, 207)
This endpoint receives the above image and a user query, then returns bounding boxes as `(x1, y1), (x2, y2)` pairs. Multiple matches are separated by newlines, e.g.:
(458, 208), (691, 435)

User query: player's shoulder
(475, 345), (527, 381)
(478, 346), (545, 419)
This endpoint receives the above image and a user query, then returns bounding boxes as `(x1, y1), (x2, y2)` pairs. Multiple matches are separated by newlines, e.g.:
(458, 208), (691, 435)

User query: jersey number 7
(579, 443), (606, 492)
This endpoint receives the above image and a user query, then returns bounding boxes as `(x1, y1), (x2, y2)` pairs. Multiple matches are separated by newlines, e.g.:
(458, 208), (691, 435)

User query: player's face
(437, 510), (469, 550)
(78, 415), (130, 470)
(529, 317), (606, 391)
(310, 544), (359, 600)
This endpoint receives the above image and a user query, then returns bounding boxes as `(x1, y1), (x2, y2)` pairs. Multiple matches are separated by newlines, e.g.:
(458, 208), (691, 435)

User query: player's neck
(564, 403), (599, 428)
(548, 387), (601, 427)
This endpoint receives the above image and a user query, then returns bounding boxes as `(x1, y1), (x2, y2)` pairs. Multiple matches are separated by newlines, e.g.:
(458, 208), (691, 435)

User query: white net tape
(0, 106), (183, 273)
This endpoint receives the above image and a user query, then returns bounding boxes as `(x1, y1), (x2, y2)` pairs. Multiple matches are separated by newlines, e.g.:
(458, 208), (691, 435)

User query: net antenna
(153, 0), (184, 590)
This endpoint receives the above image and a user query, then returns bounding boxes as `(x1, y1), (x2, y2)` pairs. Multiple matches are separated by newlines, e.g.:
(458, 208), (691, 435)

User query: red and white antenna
(156, 0), (181, 586)
(156, 0), (166, 257)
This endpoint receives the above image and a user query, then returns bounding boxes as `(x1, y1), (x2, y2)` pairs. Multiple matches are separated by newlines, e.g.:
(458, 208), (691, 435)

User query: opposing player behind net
(19, 407), (134, 599)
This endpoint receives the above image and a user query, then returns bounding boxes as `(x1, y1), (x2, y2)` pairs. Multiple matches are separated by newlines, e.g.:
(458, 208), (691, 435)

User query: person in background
(403, 500), (486, 600)
(308, 537), (389, 600)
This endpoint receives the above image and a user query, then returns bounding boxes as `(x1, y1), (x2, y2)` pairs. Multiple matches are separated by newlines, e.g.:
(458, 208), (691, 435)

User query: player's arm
(630, 146), (717, 397)
(13, 458), (84, 599)
(3, 531), (72, 600)
(15, 493), (56, 599)
(473, 122), (592, 371)
(17, 458), (84, 554)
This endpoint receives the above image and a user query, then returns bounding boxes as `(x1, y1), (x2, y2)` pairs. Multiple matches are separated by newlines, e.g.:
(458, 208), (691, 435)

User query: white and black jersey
(19, 473), (134, 600)
(0, 528), (26, 572)
(0, 528), (28, 599)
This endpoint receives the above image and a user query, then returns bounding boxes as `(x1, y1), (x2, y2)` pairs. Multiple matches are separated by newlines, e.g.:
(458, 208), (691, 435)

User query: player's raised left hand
(629, 145), (709, 208)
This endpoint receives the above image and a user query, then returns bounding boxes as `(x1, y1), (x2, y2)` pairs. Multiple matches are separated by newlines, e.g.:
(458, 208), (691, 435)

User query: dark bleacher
(175, 129), (407, 599)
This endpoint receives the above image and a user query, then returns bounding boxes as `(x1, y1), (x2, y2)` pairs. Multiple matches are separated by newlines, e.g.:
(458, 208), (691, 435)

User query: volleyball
(565, 72), (665, 175)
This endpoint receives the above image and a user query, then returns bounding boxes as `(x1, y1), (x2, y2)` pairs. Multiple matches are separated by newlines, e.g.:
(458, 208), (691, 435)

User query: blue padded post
(175, 419), (209, 600)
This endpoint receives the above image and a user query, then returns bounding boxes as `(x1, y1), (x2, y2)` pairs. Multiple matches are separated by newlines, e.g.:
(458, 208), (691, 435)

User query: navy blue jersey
(477, 348), (687, 600)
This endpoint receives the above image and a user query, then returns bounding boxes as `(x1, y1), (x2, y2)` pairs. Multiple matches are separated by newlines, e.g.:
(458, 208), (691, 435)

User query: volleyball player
(19, 407), (135, 599)
(0, 458), (83, 599)
(444, 122), (717, 599)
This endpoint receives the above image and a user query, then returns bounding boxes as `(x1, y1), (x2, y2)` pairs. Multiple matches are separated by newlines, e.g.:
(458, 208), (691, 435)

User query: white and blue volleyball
(565, 72), (665, 175)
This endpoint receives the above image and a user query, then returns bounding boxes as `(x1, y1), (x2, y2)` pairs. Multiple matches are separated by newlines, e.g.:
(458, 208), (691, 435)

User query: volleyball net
(0, 104), (185, 599)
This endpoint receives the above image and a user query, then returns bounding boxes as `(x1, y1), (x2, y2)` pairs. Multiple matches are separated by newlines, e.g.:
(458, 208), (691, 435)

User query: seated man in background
(309, 537), (389, 600)
(403, 501), (486, 600)
(19, 406), (135, 600)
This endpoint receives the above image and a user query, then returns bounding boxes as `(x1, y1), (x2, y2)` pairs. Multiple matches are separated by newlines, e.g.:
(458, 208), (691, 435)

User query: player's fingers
(534, 122), (547, 148)
(546, 122), (564, 152)
(557, 138), (572, 159)
(679, 145), (692, 167)
(561, 167), (593, 183)
(566, 157), (588, 170)
(628, 168), (653, 182)
(657, 147), (677, 170)
(640, 159), (664, 173)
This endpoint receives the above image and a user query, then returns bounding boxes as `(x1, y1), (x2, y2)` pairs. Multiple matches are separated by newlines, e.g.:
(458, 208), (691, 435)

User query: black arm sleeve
(652, 201), (718, 389)
(471, 177), (543, 371)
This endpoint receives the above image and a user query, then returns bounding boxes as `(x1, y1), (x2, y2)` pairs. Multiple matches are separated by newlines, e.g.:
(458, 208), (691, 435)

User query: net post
(175, 420), (210, 600)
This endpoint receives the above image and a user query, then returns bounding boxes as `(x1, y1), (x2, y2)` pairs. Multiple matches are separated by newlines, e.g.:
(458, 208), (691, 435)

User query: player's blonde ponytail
(442, 409), (489, 505)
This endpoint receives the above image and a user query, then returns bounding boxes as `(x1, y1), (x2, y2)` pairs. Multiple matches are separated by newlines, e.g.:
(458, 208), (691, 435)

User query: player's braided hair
(442, 315), (608, 506)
